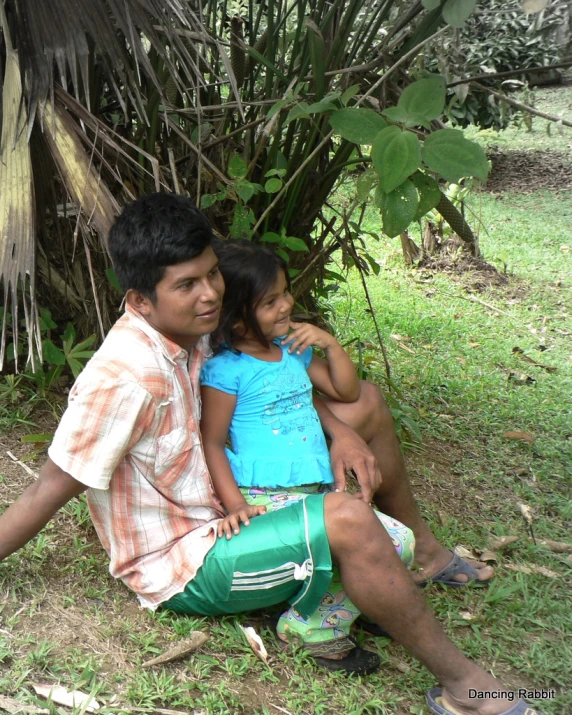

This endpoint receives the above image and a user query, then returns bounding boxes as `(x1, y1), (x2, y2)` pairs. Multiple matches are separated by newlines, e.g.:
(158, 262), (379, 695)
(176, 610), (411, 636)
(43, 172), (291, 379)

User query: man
(0, 194), (539, 715)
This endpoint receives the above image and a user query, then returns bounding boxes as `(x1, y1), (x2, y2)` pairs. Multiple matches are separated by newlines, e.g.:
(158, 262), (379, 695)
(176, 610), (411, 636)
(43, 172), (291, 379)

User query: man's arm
(0, 457), (87, 561)
(313, 395), (381, 503)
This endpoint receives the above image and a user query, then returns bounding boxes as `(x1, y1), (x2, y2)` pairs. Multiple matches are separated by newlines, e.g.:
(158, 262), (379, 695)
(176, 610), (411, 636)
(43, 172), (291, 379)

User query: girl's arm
(200, 386), (266, 538)
(282, 321), (360, 402)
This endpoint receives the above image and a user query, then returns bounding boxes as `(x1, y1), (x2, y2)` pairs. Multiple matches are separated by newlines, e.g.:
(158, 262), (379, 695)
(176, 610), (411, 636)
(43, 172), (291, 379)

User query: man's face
(131, 246), (225, 351)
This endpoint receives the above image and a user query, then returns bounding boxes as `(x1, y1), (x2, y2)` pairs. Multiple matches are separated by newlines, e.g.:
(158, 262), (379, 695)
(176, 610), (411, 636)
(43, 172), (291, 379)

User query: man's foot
(413, 545), (494, 586)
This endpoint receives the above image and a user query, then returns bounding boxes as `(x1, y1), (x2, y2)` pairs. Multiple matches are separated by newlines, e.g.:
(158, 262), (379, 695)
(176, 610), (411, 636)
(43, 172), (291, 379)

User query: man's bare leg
(326, 493), (523, 715)
(324, 382), (493, 584)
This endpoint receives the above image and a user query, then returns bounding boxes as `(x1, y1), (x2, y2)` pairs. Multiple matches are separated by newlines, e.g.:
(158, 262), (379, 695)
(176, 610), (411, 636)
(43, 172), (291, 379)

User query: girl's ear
(232, 319), (247, 338)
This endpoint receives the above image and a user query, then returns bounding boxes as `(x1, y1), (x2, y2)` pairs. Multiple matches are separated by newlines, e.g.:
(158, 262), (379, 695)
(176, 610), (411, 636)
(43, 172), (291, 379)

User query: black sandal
(356, 617), (391, 639)
(313, 637), (380, 675)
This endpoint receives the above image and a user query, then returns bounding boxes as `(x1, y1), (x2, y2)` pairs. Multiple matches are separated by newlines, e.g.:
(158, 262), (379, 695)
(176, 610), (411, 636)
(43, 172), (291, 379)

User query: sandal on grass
(418, 550), (490, 588)
(356, 617), (390, 638)
(313, 644), (380, 675)
(426, 687), (543, 715)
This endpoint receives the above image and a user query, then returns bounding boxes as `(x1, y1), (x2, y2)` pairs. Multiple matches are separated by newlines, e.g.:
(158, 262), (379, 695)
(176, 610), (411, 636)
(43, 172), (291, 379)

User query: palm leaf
(0, 44), (39, 370)
(41, 99), (120, 246)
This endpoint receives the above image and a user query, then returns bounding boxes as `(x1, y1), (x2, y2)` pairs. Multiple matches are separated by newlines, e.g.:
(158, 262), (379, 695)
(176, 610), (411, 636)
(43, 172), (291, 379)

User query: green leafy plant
(328, 75), (489, 240)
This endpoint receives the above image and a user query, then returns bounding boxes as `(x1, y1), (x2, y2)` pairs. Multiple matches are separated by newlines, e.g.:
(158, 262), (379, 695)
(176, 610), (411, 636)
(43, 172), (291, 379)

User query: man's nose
(199, 277), (219, 302)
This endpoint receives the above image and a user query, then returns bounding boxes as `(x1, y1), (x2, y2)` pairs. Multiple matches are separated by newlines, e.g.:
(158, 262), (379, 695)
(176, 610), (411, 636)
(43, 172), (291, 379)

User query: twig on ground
(6, 451), (38, 478)
(428, 289), (522, 321)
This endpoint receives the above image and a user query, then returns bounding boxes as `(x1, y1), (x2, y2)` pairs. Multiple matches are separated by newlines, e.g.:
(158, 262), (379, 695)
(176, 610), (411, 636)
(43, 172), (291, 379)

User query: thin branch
(471, 82), (572, 128)
(429, 288), (524, 322)
(447, 60), (572, 88)
(251, 130), (334, 235)
(356, 26), (449, 107)
(166, 116), (231, 185)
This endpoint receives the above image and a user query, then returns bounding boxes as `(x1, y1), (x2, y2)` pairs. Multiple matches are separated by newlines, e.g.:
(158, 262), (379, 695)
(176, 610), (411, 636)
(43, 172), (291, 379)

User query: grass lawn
(0, 85), (571, 714)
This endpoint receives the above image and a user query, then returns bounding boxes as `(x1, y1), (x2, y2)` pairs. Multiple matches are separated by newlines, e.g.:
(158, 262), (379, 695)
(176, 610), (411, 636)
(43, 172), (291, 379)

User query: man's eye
(179, 281), (194, 290)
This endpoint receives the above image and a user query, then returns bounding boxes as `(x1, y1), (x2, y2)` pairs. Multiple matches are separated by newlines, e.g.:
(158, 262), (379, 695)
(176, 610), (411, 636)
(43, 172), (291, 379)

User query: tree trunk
(422, 221), (438, 255)
(400, 231), (421, 265)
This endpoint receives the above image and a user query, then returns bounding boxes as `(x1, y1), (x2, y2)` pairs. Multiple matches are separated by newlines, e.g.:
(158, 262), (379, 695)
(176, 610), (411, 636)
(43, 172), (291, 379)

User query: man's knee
(324, 492), (380, 546)
(358, 380), (393, 432)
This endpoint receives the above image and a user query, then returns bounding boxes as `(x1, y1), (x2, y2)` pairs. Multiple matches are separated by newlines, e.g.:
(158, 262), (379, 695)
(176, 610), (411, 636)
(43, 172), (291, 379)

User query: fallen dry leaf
(32, 685), (99, 712)
(454, 545), (476, 561)
(390, 334), (411, 342)
(397, 342), (416, 354)
(503, 431), (535, 444)
(518, 503), (534, 525)
(468, 342), (481, 348)
(455, 357), (467, 366)
(475, 548), (498, 563)
(538, 540), (572, 553)
(489, 535), (520, 550)
(238, 625), (269, 666)
(0, 695), (49, 714)
(141, 632), (209, 668)
(508, 467), (531, 477)
(505, 564), (559, 578)
(512, 346), (557, 373)
(459, 610), (475, 621)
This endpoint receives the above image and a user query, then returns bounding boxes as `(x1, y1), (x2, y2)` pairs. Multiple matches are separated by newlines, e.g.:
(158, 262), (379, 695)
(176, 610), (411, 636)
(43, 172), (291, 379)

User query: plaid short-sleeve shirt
(49, 305), (225, 609)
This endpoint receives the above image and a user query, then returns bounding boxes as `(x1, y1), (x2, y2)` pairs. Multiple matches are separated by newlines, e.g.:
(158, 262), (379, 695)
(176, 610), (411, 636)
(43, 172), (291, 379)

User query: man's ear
(126, 289), (153, 315)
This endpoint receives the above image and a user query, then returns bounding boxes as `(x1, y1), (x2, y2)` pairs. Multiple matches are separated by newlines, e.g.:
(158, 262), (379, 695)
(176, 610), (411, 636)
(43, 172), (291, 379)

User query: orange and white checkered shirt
(49, 305), (224, 609)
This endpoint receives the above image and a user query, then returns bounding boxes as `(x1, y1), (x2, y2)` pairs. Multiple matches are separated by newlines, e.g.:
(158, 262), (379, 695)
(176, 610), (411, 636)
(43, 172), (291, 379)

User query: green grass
(1, 85), (571, 714)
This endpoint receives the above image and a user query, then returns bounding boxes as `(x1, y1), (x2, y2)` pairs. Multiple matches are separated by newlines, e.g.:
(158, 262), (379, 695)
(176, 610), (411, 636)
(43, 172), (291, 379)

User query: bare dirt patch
(485, 148), (572, 193)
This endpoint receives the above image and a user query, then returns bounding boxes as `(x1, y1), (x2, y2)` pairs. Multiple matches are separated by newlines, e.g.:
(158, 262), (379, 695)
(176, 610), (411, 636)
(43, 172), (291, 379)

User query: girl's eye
(209, 267), (220, 277)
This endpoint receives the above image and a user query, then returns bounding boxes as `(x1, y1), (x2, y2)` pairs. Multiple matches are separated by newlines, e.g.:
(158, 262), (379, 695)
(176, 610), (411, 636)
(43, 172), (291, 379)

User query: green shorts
(162, 493), (332, 620)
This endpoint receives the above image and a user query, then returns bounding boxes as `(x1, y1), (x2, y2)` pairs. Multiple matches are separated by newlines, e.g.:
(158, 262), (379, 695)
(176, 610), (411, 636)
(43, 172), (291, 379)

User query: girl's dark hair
(108, 193), (212, 301)
(212, 239), (291, 350)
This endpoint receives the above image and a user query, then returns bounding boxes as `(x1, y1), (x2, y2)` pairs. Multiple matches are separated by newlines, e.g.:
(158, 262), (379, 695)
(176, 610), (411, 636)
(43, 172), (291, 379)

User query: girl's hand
(217, 503), (267, 540)
(281, 321), (338, 355)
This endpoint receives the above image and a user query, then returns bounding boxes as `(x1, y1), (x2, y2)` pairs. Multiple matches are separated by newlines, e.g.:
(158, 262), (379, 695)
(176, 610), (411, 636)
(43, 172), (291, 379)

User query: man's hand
(217, 503), (267, 540)
(329, 424), (381, 504)
(281, 321), (338, 355)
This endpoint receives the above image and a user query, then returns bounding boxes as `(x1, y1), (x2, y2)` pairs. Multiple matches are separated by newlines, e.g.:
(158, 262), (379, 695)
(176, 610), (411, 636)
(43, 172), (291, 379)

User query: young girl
(200, 239), (415, 667)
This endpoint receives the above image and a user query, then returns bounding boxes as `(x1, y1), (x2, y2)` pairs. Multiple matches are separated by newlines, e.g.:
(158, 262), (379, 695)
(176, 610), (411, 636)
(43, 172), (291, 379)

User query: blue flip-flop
(418, 550), (490, 588)
(426, 687), (544, 714)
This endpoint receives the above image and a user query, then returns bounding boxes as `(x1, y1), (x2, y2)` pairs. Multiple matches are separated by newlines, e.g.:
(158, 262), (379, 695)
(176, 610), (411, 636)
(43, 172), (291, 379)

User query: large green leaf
(371, 127), (421, 194)
(329, 108), (387, 145)
(356, 168), (378, 202)
(379, 180), (420, 238)
(422, 0), (442, 8)
(398, 75), (447, 122)
(410, 172), (442, 219)
(422, 129), (489, 182)
(442, 0), (477, 27)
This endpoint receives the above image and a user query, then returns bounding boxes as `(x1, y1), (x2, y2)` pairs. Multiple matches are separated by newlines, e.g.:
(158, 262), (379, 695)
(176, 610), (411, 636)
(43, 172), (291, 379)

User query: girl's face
(253, 269), (294, 341)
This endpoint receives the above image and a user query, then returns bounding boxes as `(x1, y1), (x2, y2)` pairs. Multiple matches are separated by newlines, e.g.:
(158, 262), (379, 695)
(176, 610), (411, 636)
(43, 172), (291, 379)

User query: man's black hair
(212, 238), (291, 350)
(108, 193), (213, 300)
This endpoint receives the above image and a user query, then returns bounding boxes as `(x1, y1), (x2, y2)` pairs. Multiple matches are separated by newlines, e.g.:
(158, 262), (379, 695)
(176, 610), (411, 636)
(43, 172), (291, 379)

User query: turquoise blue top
(200, 341), (334, 488)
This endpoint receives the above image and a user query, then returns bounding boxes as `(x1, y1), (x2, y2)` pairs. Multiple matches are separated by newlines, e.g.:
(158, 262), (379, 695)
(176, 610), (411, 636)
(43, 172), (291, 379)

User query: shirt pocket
(154, 427), (203, 487)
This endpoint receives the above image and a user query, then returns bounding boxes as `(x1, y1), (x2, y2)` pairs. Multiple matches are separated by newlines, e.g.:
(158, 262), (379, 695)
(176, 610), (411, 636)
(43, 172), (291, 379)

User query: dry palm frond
(0, 45), (39, 371)
(9, 0), (232, 129)
(41, 100), (120, 244)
